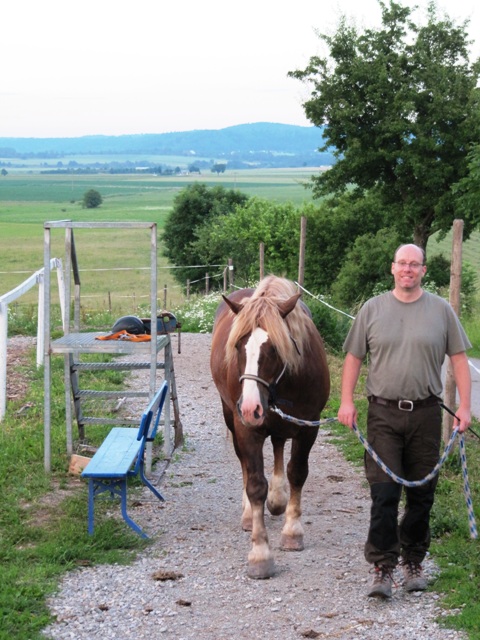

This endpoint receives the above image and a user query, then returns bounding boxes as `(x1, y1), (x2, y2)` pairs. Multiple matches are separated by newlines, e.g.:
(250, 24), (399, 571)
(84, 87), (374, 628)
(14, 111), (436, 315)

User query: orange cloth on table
(95, 330), (151, 342)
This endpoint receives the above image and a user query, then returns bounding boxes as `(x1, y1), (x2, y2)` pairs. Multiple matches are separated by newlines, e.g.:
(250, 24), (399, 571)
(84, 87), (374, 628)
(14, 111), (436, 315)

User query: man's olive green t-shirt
(343, 291), (471, 400)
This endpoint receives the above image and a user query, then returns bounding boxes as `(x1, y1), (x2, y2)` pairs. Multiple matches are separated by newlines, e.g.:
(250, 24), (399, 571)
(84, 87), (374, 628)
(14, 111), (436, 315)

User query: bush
(425, 253), (451, 287)
(305, 297), (352, 353)
(82, 189), (103, 209)
(173, 292), (222, 333)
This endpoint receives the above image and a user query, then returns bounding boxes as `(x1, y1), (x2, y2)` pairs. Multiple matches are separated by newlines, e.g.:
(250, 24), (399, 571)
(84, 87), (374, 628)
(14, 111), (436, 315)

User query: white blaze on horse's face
(240, 327), (269, 426)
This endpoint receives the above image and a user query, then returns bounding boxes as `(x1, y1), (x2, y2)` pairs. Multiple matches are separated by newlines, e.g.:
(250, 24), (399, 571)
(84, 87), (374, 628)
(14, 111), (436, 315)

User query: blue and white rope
(352, 423), (478, 538)
(269, 405), (478, 539)
(459, 434), (478, 539)
(351, 422), (456, 488)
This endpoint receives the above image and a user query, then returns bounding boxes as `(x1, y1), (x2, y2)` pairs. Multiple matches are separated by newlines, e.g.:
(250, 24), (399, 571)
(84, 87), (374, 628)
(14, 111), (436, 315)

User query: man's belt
(368, 395), (440, 412)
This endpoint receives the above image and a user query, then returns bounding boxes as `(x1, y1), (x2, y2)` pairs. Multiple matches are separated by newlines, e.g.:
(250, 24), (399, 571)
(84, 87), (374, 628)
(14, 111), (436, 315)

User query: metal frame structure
(42, 220), (173, 472)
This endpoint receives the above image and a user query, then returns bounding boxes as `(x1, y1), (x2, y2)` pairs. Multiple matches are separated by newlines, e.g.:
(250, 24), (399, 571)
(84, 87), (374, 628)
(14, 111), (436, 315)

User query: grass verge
(0, 355), (152, 640)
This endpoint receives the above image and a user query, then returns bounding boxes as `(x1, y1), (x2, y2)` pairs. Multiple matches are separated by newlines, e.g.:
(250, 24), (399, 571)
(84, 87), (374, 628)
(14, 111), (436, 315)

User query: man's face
(391, 246), (427, 291)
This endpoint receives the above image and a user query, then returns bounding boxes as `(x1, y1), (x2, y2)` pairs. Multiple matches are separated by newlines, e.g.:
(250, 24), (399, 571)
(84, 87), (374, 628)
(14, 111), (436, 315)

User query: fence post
(0, 302), (7, 421)
(442, 219), (464, 445)
(228, 258), (234, 290)
(163, 284), (167, 309)
(205, 273), (209, 295)
(37, 272), (45, 369)
(1, 258), (63, 422)
(259, 243), (264, 280)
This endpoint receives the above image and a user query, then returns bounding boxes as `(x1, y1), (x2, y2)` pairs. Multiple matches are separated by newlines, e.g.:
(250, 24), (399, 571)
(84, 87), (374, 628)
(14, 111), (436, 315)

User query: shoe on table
(401, 560), (427, 592)
(367, 565), (394, 598)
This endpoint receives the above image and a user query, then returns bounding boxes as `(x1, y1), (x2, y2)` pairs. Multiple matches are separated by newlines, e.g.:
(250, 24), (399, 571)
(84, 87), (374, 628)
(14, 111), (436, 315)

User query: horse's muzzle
(236, 394), (267, 427)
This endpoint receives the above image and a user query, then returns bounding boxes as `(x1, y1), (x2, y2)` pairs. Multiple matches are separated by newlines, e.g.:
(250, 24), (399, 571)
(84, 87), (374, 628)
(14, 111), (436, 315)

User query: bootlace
(371, 565), (396, 586)
(402, 560), (423, 578)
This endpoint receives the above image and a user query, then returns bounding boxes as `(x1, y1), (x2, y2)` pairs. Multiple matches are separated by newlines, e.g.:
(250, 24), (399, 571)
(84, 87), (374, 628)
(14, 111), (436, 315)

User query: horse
(210, 275), (330, 579)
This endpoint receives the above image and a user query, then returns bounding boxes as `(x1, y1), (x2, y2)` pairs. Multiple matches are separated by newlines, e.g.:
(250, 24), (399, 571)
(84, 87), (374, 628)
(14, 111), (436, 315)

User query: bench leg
(119, 478), (149, 539)
(139, 462), (165, 502)
(87, 478), (95, 535)
(87, 477), (149, 539)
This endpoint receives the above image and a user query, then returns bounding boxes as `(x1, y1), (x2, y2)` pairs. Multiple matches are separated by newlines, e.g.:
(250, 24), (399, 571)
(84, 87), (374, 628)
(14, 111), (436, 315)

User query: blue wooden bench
(81, 381), (168, 538)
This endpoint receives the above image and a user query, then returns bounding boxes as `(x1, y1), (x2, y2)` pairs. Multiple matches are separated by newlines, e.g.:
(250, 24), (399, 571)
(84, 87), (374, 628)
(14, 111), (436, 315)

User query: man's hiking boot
(401, 560), (427, 592)
(367, 565), (394, 598)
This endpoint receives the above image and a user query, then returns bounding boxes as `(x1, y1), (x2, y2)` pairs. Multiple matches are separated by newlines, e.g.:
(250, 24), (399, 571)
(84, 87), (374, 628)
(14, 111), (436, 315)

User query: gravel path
(43, 333), (467, 640)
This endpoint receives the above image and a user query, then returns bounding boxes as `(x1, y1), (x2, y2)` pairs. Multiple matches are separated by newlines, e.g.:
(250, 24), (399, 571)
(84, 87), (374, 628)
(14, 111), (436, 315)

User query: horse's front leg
(280, 484), (304, 551)
(246, 467), (275, 579)
(240, 459), (253, 531)
(267, 436), (288, 516)
(280, 432), (317, 552)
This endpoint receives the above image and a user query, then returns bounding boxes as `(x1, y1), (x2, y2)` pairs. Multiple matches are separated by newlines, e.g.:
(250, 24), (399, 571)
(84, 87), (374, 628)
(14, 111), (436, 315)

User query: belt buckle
(398, 399), (414, 412)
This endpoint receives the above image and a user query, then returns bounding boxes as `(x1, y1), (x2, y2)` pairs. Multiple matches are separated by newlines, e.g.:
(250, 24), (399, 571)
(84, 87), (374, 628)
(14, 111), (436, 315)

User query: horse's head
(223, 290), (301, 428)
(234, 327), (286, 427)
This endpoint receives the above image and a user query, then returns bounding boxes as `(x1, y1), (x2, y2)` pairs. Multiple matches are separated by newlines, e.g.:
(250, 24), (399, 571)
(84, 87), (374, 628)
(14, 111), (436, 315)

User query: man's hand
(454, 405), (471, 433)
(338, 401), (357, 430)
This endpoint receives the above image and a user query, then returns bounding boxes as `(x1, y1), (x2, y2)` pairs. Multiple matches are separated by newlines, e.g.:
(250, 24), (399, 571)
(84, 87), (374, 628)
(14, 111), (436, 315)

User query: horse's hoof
(280, 534), (304, 551)
(247, 558), (275, 579)
(266, 500), (287, 516)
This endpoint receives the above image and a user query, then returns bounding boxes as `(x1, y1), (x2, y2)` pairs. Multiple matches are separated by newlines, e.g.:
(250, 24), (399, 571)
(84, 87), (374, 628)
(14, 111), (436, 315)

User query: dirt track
(42, 333), (467, 640)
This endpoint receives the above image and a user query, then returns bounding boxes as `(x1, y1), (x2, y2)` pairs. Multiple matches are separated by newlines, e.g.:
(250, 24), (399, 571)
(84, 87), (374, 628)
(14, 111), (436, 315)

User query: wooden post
(163, 284), (167, 309)
(186, 279), (190, 301)
(298, 216), (307, 288)
(205, 273), (209, 295)
(259, 243), (264, 280)
(442, 219), (464, 445)
(223, 268), (227, 294)
(228, 258), (234, 290)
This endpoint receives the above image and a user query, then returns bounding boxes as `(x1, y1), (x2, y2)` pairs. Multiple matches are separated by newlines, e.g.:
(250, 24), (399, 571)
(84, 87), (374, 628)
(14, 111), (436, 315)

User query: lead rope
(269, 405), (478, 539)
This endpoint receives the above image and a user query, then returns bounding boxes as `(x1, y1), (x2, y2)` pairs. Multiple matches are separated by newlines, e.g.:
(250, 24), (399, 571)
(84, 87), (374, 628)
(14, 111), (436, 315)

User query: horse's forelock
(224, 278), (308, 373)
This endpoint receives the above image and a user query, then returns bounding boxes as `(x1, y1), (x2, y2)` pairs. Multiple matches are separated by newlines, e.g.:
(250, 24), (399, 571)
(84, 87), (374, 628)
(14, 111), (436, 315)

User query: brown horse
(210, 276), (330, 579)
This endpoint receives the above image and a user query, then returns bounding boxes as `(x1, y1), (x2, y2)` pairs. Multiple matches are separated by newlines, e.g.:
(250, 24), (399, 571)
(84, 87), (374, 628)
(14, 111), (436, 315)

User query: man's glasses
(394, 261), (424, 270)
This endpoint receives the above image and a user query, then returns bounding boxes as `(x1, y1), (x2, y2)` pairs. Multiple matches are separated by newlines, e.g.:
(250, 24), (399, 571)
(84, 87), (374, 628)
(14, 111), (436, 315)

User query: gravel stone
(43, 333), (467, 640)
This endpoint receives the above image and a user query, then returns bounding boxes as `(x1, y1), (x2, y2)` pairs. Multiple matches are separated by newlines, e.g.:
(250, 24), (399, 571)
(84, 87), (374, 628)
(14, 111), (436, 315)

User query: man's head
(391, 244), (427, 295)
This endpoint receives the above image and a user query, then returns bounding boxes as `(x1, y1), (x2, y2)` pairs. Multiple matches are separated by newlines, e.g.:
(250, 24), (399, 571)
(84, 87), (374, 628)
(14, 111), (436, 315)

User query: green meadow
(0, 170), (316, 313)
(0, 169), (479, 317)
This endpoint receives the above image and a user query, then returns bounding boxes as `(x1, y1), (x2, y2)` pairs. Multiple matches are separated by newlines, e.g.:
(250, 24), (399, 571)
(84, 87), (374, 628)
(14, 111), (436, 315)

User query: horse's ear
(278, 293), (302, 318)
(222, 294), (243, 316)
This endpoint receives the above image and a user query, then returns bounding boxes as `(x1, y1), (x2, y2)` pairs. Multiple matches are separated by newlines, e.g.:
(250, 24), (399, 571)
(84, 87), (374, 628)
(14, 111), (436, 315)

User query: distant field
(0, 169), (316, 209)
(0, 169), (316, 313)
(0, 170), (478, 317)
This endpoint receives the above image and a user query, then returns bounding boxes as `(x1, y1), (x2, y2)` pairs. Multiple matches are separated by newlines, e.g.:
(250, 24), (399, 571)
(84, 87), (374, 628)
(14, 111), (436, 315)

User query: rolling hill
(0, 122), (334, 170)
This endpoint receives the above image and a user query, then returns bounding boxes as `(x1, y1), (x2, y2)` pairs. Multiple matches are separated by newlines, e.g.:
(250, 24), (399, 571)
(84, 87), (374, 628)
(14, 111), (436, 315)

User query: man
(338, 243), (471, 598)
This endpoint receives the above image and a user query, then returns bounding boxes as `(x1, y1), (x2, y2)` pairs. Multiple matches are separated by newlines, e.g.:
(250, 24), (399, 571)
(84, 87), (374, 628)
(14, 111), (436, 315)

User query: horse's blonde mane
(225, 276), (309, 373)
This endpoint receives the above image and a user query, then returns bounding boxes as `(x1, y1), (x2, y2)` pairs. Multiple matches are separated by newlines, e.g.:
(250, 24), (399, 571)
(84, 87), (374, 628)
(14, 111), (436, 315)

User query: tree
(451, 144), (480, 230)
(82, 189), (102, 209)
(193, 198), (302, 285)
(289, 0), (480, 251)
(301, 190), (390, 293)
(1, 168), (7, 176)
(211, 163), (227, 174)
(331, 228), (401, 307)
(162, 183), (249, 289)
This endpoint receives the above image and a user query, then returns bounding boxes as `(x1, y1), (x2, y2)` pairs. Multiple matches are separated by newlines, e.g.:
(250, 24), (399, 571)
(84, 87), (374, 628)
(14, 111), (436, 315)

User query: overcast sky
(1, 0), (479, 139)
